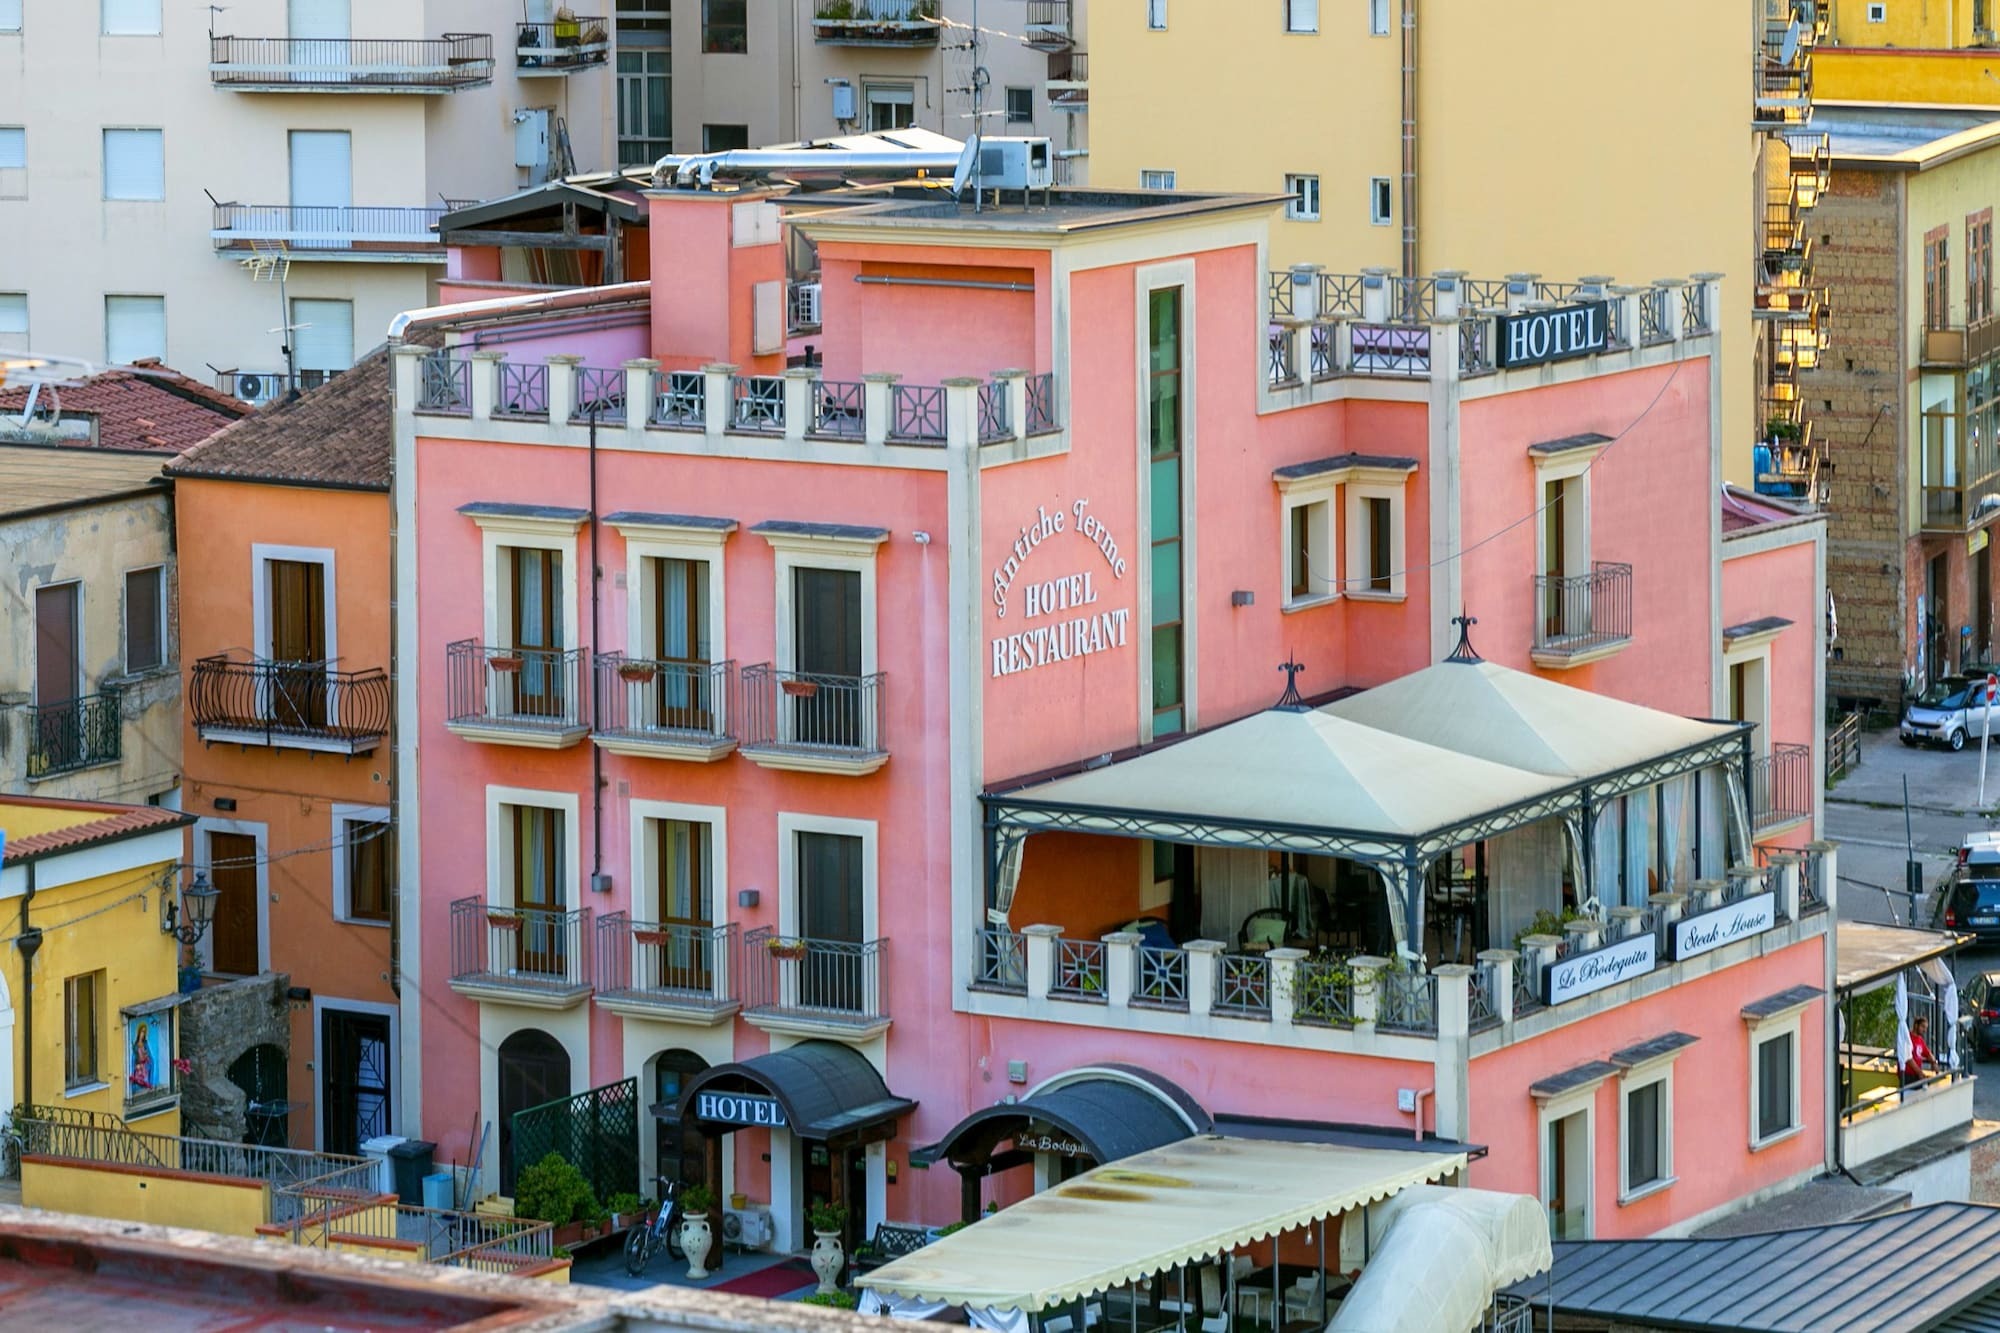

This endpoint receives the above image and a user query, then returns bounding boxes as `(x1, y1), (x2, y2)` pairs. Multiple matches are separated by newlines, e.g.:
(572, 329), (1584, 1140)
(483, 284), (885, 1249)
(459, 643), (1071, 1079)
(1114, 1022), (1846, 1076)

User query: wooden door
(209, 832), (260, 976)
(33, 584), (79, 764)
(513, 806), (565, 975)
(656, 820), (711, 991)
(510, 547), (565, 717)
(268, 559), (327, 729)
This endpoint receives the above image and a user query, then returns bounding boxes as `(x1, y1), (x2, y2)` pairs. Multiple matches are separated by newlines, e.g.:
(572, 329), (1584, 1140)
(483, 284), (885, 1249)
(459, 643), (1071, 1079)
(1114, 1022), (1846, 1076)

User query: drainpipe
(16, 864), (39, 1111)
(589, 409), (604, 899)
(1399, 0), (1418, 278)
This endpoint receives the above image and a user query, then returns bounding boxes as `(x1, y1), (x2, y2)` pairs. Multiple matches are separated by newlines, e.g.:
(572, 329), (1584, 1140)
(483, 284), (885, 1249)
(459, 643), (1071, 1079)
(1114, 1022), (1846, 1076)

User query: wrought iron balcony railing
(1047, 51), (1088, 109)
(742, 927), (890, 1032)
(1752, 742), (1814, 831)
(593, 915), (737, 1016)
(209, 34), (495, 92)
(514, 17), (608, 71)
(211, 204), (445, 256)
(974, 927), (1027, 993)
(1023, 0), (1074, 48)
(23, 691), (121, 779)
(189, 654), (388, 754)
(445, 641), (588, 745)
(448, 896), (590, 1002)
(1532, 561), (1634, 665)
(812, 0), (941, 44)
(738, 664), (887, 773)
(592, 655), (735, 761)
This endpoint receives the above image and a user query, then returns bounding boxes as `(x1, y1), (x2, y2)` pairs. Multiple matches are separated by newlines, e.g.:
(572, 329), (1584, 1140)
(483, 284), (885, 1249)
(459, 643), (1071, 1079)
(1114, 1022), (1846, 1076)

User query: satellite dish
(1779, 21), (1800, 65)
(951, 135), (980, 199)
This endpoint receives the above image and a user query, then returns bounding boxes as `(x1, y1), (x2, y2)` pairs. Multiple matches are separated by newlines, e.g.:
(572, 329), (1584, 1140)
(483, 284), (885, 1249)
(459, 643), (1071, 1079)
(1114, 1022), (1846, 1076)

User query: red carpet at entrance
(712, 1260), (817, 1299)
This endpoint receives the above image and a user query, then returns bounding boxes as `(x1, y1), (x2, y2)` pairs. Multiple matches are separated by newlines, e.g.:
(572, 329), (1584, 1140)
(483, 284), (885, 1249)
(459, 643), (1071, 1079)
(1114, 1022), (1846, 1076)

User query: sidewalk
(568, 1235), (820, 1300)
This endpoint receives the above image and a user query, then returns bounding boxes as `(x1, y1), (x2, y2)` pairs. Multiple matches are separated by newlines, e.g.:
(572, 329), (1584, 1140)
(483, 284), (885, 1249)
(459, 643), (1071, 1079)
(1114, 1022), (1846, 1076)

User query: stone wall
(179, 973), (291, 1145)
(1817, 167), (1910, 706)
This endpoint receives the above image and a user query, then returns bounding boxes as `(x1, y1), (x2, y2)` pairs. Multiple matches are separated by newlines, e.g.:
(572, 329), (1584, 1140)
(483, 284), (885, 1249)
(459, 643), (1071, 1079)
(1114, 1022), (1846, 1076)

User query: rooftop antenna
(240, 241), (300, 393)
(970, 0), (985, 211)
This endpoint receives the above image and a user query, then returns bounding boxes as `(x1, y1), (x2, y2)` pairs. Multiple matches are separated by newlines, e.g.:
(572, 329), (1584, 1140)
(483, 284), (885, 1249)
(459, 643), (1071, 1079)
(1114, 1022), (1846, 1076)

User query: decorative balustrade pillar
(1608, 905), (1646, 941)
(1518, 934), (1561, 999)
(1564, 917), (1604, 955)
(701, 362), (735, 441)
(1767, 852), (1802, 919)
(1609, 285), (1645, 348)
(1655, 278), (1688, 343)
(1504, 273), (1539, 314)
(992, 367), (1029, 444)
(1290, 264), (1324, 323)
(1102, 931), (1140, 1011)
(783, 367), (815, 443)
(1022, 924), (1062, 1003)
(943, 376), (982, 452)
(1185, 940), (1224, 1019)
(623, 358), (659, 440)
(547, 353), (583, 422)
(1648, 891), (1686, 933)
(1360, 267), (1391, 323)
(1688, 879), (1725, 914)
(1477, 948), (1515, 1027)
(1267, 947), (1307, 1034)
(862, 372), (897, 447)
(470, 349), (505, 420)
(1348, 954), (1388, 1030)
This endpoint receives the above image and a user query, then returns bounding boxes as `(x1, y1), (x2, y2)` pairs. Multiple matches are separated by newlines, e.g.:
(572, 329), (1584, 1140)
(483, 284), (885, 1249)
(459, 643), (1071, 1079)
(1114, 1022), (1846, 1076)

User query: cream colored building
(1088, 0), (1829, 490)
(0, 0), (1077, 396)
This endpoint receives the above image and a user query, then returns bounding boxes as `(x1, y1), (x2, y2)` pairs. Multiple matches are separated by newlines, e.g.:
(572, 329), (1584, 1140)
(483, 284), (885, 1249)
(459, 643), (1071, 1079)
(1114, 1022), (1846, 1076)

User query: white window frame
(331, 803), (393, 928)
(0, 292), (25, 349)
(1369, 176), (1393, 226)
(468, 511), (585, 654)
(1617, 1059), (1677, 1204)
(1867, 2), (1886, 19)
(1147, 0), (1167, 29)
(776, 811), (879, 943)
(311, 996), (400, 1150)
(102, 127), (164, 201)
(1535, 1082), (1599, 1241)
(0, 0), (20, 34)
(1344, 471), (1408, 599)
(102, 0), (161, 35)
(1284, 173), (1321, 222)
(1748, 1008), (1806, 1150)
(1370, 0), (1391, 35)
(631, 798), (729, 932)
(122, 563), (167, 675)
(1284, 0), (1318, 32)
(762, 530), (883, 681)
(1724, 642), (1775, 756)
(64, 970), (107, 1093)
(252, 543), (337, 666)
(1005, 85), (1035, 124)
(1140, 169), (1177, 190)
(1136, 258), (1200, 743)
(485, 785), (583, 913)
(1276, 475), (1339, 612)
(863, 82), (917, 132)
(193, 816), (271, 977)
(613, 518), (731, 668)
(1531, 447), (1598, 585)
(104, 294), (165, 365)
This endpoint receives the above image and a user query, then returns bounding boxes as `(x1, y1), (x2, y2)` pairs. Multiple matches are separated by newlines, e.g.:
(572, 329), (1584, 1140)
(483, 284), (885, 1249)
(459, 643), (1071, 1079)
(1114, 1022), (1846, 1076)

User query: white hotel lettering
(990, 500), (1134, 678)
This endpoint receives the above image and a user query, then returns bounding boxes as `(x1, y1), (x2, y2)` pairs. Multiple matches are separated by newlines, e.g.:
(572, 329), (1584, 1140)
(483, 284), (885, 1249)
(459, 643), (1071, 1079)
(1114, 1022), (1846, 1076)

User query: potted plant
(606, 1192), (647, 1231)
(803, 1292), (858, 1309)
(488, 652), (525, 673)
(1766, 415), (1802, 444)
(617, 660), (658, 684)
(680, 1183), (717, 1280)
(766, 936), (808, 962)
(633, 926), (669, 947)
(729, 1190), (748, 1211)
(513, 1153), (600, 1250)
(809, 1200), (848, 1295)
(487, 911), (523, 932)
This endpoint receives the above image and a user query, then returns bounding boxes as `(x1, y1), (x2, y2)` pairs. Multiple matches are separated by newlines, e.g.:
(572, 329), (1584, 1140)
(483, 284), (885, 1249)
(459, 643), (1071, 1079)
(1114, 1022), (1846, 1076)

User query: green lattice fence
(509, 1077), (639, 1208)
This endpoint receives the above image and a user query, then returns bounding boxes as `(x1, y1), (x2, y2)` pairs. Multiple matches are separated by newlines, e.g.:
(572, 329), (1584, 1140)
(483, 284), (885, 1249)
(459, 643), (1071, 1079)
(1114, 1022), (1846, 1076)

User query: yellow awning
(855, 1137), (1467, 1314)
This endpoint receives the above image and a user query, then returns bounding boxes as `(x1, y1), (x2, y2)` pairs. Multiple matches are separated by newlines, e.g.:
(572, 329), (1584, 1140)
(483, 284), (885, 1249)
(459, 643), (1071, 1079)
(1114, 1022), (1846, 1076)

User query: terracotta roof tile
(0, 362), (249, 454)
(1, 802), (190, 864)
(168, 345), (395, 491)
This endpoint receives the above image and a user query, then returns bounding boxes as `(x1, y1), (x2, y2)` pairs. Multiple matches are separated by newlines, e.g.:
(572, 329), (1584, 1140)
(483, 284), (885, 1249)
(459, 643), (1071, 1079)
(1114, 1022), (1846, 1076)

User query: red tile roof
(0, 361), (249, 455)
(0, 798), (190, 865)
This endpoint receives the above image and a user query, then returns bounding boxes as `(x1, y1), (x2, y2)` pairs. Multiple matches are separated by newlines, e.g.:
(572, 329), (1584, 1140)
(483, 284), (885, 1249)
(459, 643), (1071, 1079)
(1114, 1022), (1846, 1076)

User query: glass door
(653, 557), (711, 730)
(656, 820), (712, 992)
(513, 806), (566, 975)
(798, 831), (863, 1011)
(510, 547), (565, 717)
(791, 567), (861, 746)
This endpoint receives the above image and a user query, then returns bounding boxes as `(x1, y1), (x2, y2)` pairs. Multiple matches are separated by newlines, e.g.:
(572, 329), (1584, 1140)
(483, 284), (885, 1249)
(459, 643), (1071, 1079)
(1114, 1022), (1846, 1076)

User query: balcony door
(652, 556), (712, 730)
(1544, 1107), (1590, 1241)
(267, 558), (328, 730)
(655, 819), (713, 992)
(798, 831), (863, 1011)
(791, 566), (861, 746)
(287, 0), (349, 83)
(288, 130), (351, 248)
(208, 831), (261, 977)
(513, 805), (567, 976)
(34, 584), (79, 764)
(321, 1008), (390, 1157)
(509, 546), (565, 718)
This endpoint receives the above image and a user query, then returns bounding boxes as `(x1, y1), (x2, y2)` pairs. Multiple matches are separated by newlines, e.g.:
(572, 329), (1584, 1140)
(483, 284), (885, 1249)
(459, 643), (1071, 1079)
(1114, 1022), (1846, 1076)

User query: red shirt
(1905, 1031), (1933, 1078)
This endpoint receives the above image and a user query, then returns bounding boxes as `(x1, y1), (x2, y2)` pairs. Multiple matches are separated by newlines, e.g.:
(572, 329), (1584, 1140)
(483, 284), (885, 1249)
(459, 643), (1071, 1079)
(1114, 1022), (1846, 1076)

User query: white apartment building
(0, 0), (1083, 401)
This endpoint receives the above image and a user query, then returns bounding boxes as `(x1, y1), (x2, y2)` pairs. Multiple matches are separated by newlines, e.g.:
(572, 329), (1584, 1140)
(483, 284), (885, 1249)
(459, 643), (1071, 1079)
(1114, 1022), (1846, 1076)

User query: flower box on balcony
(766, 939), (809, 961)
(489, 654), (525, 673)
(617, 662), (659, 684)
(488, 912), (523, 932)
(780, 679), (819, 699)
(633, 928), (669, 947)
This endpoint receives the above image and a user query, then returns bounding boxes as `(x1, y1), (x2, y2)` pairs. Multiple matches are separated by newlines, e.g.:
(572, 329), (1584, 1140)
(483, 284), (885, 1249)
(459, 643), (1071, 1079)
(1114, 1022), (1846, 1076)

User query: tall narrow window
(511, 805), (567, 974)
(0, 126), (24, 200)
(652, 556), (712, 729)
(508, 546), (565, 717)
(267, 557), (328, 729)
(1926, 227), (1950, 330)
(1290, 504), (1314, 600)
(1149, 286), (1186, 737)
(1365, 496), (1392, 592)
(35, 582), (79, 707)
(1370, 0), (1391, 34)
(1756, 1030), (1796, 1142)
(1284, 173), (1320, 221)
(65, 972), (103, 1088)
(798, 830), (864, 1010)
(616, 0), (672, 167)
(655, 819), (714, 990)
(345, 818), (392, 924)
(791, 566), (864, 746)
(1370, 177), (1393, 226)
(1971, 210), (1994, 325)
(124, 566), (164, 673)
(0, 292), (25, 351)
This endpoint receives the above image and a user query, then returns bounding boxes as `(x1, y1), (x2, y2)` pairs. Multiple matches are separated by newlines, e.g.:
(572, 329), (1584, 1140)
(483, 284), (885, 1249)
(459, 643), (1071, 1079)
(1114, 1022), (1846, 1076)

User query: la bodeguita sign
(1495, 301), (1609, 369)
(694, 1091), (788, 1129)
(990, 500), (1134, 678)
(1671, 892), (1775, 961)
(1543, 933), (1656, 1006)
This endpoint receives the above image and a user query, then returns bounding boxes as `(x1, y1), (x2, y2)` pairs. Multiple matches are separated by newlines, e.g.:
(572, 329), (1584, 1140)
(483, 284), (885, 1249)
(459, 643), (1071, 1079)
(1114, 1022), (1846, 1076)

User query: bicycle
(624, 1176), (685, 1276)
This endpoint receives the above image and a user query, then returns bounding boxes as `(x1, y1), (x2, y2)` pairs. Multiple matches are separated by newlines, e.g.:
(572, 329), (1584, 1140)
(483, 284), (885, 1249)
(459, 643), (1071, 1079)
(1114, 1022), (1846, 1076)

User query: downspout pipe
(589, 409), (604, 897)
(16, 864), (39, 1112)
(1400, 0), (1418, 279)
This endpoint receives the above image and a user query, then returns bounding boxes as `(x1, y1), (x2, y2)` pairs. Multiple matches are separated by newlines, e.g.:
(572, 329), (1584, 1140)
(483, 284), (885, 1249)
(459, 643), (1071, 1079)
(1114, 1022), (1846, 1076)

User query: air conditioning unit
(233, 372), (282, 406)
(976, 137), (1055, 192)
(721, 1205), (775, 1252)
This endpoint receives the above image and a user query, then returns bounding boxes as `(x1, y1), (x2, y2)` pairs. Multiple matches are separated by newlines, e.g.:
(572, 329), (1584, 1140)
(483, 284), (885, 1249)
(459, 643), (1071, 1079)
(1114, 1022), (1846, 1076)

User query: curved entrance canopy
(912, 1066), (1210, 1171)
(673, 1039), (914, 1144)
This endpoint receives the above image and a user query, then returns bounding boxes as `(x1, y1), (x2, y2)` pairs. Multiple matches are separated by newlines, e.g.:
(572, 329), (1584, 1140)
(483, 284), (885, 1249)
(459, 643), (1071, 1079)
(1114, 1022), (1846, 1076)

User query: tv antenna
(240, 240), (300, 390)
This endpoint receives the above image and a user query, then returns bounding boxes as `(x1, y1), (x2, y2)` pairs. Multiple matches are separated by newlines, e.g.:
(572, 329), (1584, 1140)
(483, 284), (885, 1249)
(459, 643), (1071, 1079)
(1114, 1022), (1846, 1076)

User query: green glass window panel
(1151, 544), (1182, 626)
(1149, 288), (1181, 371)
(1151, 458), (1181, 539)
(1152, 625), (1183, 709)
(1155, 706), (1184, 737)
(1149, 373), (1180, 457)
(1153, 841), (1175, 881)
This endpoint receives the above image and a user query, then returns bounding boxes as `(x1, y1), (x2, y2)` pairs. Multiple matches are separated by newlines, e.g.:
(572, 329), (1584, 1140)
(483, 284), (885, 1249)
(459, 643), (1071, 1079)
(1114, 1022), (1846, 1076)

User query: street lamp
(162, 873), (221, 947)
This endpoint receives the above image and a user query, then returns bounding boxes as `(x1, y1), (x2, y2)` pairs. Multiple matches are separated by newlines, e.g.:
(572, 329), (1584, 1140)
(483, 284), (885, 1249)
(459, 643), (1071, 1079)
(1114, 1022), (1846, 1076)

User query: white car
(1902, 680), (1998, 751)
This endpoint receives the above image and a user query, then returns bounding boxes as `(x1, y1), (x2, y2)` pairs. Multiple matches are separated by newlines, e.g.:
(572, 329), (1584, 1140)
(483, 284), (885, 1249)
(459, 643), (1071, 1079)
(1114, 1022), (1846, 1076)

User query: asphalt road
(1826, 726), (2000, 1118)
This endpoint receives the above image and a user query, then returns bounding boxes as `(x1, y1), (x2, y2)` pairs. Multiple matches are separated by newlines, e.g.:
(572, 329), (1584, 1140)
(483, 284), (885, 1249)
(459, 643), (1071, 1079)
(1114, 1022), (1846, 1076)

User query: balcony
(1764, 181), (1805, 263)
(1047, 51), (1088, 111)
(1769, 292), (1831, 374)
(1783, 131), (1830, 210)
(592, 916), (739, 1024)
(1752, 742), (1814, 833)
(22, 691), (121, 780)
(447, 897), (591, 1009)
(742, 927), (890, 1040)
(591, 655), (736, 763)
(444, 641), (589, 748)
(1753, 55), (1812, 129)
(1755, 403), (1819, 501)
(211, 204), (445, 263)
(209, 34), (495, 92)
(1530, 561), (1634, 669)
(514, 16), (607, 73)
(189, 653), (388, 756)
(1023, 0), (1074, 49)
(1919, 403), (2000, 534)
(737, 664), (888, 776)
(811, 0), (941, 46)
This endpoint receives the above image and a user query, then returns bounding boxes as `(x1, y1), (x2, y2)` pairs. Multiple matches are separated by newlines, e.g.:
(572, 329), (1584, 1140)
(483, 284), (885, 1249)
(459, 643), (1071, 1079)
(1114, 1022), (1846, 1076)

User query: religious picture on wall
(126, 1013), (168, 1093)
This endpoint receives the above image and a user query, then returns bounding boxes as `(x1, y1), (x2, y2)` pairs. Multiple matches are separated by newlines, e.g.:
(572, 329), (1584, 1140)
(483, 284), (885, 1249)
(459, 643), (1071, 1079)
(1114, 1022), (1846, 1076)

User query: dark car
(1963, 971), (2000, 1060)
(1945, 878), (2000, 944)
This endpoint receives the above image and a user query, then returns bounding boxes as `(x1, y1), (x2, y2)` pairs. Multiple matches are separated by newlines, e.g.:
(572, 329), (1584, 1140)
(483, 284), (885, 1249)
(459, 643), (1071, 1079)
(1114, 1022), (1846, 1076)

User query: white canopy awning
(854, 1136), (1467, 1315)
(1333, 1185), (1553, 1332)
(1322, 659), (1743, 795)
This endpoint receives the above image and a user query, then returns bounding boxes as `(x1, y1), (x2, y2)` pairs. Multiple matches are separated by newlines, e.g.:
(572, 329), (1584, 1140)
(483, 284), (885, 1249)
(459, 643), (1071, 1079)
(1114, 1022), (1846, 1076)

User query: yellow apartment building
(1817, 3), (2000, 103)
(0, 795), (189, 1128)
(1089, 0), (1832, 490)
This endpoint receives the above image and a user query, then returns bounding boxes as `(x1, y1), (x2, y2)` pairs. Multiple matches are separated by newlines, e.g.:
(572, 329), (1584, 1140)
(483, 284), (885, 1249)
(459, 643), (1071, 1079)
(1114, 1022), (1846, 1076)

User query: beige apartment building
(0, 0), (1075, 399)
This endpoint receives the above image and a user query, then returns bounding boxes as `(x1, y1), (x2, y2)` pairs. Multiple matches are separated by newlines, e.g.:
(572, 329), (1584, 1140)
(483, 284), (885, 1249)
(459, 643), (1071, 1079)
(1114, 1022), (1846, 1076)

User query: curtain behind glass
(1624, 789), (1657, 908)
(1591, 806), (1621, 910)
(1698, 767), (1727, 879)
(1661, 776), (1692, 890)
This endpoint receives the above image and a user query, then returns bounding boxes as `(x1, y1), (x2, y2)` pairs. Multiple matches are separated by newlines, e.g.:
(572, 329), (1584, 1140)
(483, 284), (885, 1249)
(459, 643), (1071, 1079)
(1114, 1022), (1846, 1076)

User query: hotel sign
(990, 500), (1133, 678)
(694, 1091), (788, 1129)
(1495, 301), (1609, 369)
(1543, 934), (1656, 1006)
(1671, 892), (1776, 961)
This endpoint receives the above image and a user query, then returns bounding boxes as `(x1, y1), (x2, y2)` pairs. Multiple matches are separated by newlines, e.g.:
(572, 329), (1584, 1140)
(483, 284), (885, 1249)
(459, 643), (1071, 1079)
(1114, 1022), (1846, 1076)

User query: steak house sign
(990, 500), (1133, 678)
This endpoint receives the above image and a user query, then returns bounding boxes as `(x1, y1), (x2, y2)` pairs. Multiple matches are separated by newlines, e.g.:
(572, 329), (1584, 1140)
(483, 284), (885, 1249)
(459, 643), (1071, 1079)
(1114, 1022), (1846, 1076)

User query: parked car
(1944, 874), (2000, 945)
(1901, 680), (1998, 750)
(1961, 971), (2000, 1060)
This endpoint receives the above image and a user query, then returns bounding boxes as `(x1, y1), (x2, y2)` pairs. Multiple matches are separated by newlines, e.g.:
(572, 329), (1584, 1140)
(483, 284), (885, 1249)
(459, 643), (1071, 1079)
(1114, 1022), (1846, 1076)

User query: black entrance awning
(670, 1040), (914, 1143)
(911, 1069), (1209, 1171)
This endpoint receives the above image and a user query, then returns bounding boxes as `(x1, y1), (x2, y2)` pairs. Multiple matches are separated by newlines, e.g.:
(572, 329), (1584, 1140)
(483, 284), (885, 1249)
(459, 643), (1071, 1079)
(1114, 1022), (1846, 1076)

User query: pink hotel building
(390, 181), (1834, 1255)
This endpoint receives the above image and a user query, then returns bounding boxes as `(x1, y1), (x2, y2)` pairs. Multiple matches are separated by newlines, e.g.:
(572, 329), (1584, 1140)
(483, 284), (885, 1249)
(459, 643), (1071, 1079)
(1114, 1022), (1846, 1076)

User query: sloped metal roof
(1508, 1202), (2000, 1331)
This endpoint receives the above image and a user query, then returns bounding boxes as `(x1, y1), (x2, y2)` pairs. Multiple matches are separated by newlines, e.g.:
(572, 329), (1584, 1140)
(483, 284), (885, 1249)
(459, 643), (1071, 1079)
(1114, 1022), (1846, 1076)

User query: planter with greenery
(680, 1183), (718, 1280)
(803, 1292), (858, 1309)
(514, 1153), (601, 1251)
(809, 1200), (848, 1295)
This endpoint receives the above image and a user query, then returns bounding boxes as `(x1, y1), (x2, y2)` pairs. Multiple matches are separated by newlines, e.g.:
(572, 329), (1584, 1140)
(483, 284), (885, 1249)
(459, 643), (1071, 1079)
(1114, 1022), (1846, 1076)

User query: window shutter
(0, 293), (25, 348)
(103, 129), (164, 200)
(1289, 0), (1318, 30)
(105, 295), (166, 364)
(0, 127), (22, 169)
(0, 0), (21, 31)
(291, 298), (354, 372)
(102, 0), (160, 34)
(288, 130), (352, 208)
(287, 0), (350, 39)
(126, 568), (163, 673)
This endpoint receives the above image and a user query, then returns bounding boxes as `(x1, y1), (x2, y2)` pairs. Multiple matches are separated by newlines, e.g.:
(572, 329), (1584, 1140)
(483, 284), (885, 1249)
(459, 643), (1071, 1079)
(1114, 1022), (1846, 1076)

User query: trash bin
(387, 1139), (436, 1206)
(359, 1135), (406, 1195)
(422, 1170), (456, 1212)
